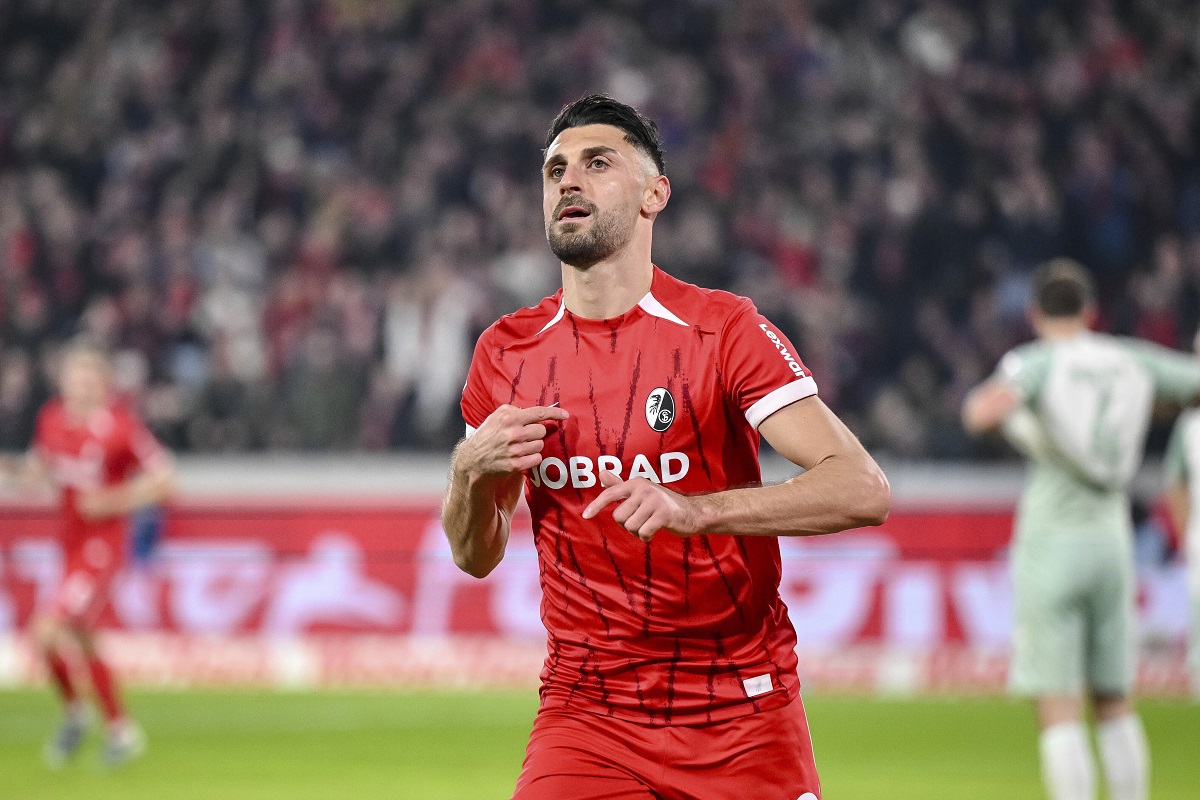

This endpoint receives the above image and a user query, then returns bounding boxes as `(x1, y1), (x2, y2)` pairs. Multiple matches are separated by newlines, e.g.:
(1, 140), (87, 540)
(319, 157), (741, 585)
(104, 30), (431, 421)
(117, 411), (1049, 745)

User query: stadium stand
(1, 0), (1199, 459)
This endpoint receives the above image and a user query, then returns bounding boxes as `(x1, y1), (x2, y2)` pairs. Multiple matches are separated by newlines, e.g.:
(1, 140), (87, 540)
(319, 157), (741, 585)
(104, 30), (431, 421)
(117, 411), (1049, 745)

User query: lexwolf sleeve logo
(759, 323), (806, 377)
(645, 388), (675, 432)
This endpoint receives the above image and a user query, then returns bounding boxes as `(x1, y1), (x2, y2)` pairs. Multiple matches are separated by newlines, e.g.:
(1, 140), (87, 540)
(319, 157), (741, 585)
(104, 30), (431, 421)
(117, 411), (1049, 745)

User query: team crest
(645, 388), (675, 432)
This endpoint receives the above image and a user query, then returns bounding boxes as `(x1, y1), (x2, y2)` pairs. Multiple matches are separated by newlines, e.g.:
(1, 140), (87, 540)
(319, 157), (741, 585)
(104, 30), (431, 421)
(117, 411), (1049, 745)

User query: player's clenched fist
(460, 404), (569, 477)
(582, 471), (702, 543)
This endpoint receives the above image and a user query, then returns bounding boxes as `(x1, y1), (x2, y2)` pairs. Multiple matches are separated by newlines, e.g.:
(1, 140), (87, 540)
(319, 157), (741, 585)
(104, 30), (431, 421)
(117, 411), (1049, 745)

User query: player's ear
(642, 175), (670, 216)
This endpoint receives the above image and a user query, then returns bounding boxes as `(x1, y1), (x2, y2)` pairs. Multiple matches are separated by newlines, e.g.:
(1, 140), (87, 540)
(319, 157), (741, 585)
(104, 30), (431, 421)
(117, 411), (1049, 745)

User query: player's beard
(546, 200), (635, 268)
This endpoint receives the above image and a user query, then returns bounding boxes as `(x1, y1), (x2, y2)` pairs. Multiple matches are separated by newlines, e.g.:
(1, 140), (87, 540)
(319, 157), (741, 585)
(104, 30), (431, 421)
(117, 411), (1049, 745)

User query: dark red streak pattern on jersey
(460, 266), (818, 725)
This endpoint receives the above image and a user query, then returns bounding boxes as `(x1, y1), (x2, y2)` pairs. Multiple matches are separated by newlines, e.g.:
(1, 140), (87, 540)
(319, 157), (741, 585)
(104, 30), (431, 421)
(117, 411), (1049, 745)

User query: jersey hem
(538, 681), (798, 727)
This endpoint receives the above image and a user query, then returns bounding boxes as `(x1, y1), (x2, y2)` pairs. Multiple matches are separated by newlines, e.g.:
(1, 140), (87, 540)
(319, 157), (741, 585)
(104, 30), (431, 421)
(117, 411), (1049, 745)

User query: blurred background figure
(0, 343), (174, 768)
(963, 261), (1200, 800)
(1163, 327), (1200, 697)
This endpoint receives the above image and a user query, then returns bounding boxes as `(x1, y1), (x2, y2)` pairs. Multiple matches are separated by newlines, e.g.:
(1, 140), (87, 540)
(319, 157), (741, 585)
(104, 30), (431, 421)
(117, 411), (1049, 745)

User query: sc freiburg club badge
(645, 388), (675, 432)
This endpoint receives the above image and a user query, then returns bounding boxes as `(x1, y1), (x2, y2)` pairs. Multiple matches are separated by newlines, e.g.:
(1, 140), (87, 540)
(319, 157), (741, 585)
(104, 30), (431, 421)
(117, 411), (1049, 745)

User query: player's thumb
(599, 470), (622, 487)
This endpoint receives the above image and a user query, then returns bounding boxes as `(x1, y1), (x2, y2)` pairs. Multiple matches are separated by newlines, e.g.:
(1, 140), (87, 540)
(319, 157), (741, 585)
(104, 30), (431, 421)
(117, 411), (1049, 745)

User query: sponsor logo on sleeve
(759, 323), (806, 377)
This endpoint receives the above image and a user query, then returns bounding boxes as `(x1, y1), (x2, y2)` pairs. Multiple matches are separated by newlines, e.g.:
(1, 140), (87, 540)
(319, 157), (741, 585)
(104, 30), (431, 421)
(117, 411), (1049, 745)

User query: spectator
(0, 0), (1197, 459)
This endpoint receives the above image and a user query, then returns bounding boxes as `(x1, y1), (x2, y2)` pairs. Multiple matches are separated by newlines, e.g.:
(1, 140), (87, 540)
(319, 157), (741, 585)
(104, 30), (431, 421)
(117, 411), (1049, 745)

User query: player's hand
(582, 471), (701, 543)
(77, 487), (123, 521)
(459, 404), (569, 479)
(962, 381), (1021, 433)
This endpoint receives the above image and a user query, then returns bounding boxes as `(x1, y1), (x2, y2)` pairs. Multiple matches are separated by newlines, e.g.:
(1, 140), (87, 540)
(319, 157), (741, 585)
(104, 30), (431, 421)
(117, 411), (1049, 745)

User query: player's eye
(589, 158), (608, 170)
(548, 166), (564, 180)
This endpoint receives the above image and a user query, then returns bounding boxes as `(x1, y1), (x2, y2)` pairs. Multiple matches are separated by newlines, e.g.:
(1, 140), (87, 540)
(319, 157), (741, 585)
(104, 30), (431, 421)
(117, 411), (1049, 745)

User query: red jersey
(462, 266), (818, 725)
(32, 399), (168, 558)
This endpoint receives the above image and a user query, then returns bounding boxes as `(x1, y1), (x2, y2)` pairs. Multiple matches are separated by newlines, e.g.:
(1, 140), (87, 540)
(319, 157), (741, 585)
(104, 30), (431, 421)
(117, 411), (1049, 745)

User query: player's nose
(558, 163), (584, 193)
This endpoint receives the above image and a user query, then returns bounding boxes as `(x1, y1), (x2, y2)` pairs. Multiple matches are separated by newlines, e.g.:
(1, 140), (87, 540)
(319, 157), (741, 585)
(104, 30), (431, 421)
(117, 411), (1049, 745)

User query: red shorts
(49, 535), (120, 629)
(512, 696), (820, 800)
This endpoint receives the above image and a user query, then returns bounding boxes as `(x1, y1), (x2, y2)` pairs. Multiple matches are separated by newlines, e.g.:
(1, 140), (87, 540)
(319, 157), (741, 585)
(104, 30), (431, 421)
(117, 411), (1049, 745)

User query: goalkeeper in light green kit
(1161, 328), (1200, 698)
(963, 259), (1200, 800)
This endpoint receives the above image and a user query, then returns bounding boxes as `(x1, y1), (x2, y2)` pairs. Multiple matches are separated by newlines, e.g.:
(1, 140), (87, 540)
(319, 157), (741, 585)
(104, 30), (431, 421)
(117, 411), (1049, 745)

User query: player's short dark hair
(544, 94), (666, 176)
(1032, 258), (1095, 317)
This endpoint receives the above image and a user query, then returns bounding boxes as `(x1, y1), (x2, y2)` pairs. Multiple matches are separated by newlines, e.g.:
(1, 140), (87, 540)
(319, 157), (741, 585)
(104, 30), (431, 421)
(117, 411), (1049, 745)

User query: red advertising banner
(0, 502), (1190, 693)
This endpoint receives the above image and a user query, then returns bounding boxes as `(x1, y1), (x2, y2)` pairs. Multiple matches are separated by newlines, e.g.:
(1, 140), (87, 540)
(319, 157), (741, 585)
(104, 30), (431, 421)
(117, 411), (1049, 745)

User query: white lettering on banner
(885, 564), (944, 647)
(11, 539), (61, 612)
(262, 534), (403, 634)
(490, 543), (546, 639)
(411, 521), (480, 635)
(410, 520), (543, 638)
(530, 452), (690, 489)
(165, 542), (271, 634)
(778, 533), (897, 647)
(759, 323), (805, 376)
(0, 552), (14, 633)
(0, 516), (1193, 644)
(111, 570), (162, 630)
(950, 564), (1012, 647)
(1138, 564), (1190, 638)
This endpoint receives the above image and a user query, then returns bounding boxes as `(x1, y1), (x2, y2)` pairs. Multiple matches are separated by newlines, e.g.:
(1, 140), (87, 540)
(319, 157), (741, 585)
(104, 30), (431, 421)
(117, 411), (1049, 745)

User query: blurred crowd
(2, 0), (1200, 457)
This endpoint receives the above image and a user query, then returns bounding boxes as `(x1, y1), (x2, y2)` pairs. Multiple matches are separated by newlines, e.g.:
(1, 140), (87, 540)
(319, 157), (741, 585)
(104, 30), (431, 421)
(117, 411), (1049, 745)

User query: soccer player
(962, 259), (1200, 800)
(0, 342), (174, 767)
(1162, 328), (1200, 697)
(441, 95), (891, 800)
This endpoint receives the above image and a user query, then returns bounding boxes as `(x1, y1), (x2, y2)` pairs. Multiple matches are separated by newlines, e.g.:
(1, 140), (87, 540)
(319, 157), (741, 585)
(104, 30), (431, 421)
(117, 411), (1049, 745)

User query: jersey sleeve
(29, 405), (55, 460)
(718, 300), (818, 429)
(461, 327), (501, 436)
(995, 343), (1051, 404)
(120, 411), (171, 473)
(1165, 413), (1191, 486)
(1126, 340), (1200, 405)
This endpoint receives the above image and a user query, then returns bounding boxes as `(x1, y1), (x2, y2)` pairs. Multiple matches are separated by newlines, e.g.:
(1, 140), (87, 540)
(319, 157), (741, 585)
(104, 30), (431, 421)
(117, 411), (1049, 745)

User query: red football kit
(462, 267), (822, 799)
(32, 399), (168, 626)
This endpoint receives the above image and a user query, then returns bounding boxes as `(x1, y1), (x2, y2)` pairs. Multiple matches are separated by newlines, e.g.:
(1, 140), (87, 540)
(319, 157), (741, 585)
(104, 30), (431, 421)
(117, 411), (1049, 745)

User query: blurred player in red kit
(441, 95), (891, 799)
(0, 342), (174, 768)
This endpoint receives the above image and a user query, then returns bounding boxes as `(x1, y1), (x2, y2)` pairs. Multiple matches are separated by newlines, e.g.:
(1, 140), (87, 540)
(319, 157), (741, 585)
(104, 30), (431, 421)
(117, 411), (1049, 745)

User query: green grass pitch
(1, 689), (1197, 799)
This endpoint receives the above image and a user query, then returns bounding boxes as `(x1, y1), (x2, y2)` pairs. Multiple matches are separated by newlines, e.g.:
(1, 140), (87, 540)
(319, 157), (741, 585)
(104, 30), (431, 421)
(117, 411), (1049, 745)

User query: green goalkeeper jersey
(996, 332), (1200, 541)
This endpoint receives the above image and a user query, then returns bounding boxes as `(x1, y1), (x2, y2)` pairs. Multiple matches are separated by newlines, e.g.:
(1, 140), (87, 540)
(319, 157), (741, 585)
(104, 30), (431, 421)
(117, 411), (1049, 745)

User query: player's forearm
(692, 451), (890, 537)
(82, 468), (175, 520)
(123, 468), (175, 511)
(441, 457), (517, 579)
(1166, 483), (1190, 540)
(0, 454), (52, 493)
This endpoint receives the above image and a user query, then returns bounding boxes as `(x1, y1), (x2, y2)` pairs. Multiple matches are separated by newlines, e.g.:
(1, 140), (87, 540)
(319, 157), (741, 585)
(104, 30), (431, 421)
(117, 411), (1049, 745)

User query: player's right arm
(441, 404), (568, 578)
(0, 450), (53, 494)
(1164, 414), (1192, 541)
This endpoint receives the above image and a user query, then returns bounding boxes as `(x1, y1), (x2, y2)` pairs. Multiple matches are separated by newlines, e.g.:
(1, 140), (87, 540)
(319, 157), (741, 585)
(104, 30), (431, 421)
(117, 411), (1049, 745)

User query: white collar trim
(536, 301), (566, 335)
(637, 291), (689, 327)
(536, 290), (688, 335)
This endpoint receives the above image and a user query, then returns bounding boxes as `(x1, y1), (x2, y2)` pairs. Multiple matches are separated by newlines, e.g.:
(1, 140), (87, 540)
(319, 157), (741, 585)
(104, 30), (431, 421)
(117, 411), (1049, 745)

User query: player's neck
(560, 250), (654, 320)
(1036, 318), (1089, 341)
(64, 397), (106, 424)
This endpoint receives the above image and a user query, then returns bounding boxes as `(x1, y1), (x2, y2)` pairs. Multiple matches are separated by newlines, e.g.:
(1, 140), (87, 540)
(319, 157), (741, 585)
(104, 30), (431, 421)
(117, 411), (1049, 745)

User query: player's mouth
(557, 204), (592, 221)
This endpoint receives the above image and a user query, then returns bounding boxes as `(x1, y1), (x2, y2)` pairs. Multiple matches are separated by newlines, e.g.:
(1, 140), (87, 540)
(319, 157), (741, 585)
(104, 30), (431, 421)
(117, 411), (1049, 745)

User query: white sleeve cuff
(465, 424), (477, 438)
(744, 376), (818, 429)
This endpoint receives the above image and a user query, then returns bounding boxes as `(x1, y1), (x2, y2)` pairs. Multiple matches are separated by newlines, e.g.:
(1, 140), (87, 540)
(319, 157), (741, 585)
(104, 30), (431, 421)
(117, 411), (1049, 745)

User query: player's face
(60, 353), (109, 413)
(543, 124), (651, 268)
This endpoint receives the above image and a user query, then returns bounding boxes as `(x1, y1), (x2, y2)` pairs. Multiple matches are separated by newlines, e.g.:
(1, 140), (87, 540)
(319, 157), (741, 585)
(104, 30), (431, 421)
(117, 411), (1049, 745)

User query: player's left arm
(583, 395), (890, 541)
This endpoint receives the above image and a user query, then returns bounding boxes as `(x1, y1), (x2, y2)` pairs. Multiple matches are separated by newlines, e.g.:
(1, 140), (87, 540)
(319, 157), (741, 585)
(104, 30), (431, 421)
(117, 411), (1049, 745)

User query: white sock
(1039, 722), (1096, 800)
(1096, 714), (1150, 800)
